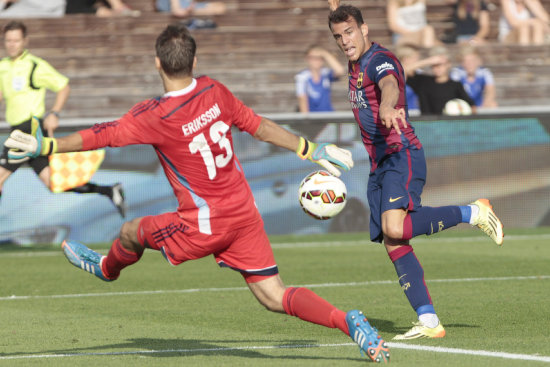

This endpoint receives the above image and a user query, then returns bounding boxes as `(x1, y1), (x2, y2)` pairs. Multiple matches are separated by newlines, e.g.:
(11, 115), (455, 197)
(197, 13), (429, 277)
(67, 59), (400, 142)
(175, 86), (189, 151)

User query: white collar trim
(163, 78), (197, 97)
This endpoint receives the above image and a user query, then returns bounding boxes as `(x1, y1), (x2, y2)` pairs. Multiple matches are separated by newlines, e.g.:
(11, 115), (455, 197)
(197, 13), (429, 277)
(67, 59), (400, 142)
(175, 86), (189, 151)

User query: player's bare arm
(253, 117), (301, 152)
(328, 0), (340, 11)
(253, 117), (353, 176)
(54, 132), (83, 153)
(378, 74), (407, 135)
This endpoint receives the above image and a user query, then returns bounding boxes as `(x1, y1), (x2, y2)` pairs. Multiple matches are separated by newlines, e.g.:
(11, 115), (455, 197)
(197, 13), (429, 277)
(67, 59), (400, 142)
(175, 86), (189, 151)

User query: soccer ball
(298, 170), (347, 220)
(443, 98), (472, 116)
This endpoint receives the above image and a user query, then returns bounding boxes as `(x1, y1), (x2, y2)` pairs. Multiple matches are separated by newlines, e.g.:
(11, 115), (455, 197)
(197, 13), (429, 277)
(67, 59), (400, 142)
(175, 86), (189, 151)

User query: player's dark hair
(3, 21), (27, 37)
(155, 24), (196, 77)
(328, 5), (365, 31)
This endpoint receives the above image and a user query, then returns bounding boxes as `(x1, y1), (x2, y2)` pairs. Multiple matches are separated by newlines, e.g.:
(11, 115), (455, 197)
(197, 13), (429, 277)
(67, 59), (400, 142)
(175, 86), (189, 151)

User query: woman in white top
(387, 0), (439, 48)
(499, 0), (550, 45)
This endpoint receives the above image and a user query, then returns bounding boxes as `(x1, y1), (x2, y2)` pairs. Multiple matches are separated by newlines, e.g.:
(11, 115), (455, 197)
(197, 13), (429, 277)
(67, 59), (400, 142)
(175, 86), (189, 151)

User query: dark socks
(402, 206), (464, 240)
(389, 246), (433, 314)
(68, 182), (111, 197)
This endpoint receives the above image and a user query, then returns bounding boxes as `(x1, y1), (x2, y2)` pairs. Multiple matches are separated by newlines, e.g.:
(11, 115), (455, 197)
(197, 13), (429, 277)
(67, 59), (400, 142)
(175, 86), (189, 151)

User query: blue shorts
(367, 147), (426, 243)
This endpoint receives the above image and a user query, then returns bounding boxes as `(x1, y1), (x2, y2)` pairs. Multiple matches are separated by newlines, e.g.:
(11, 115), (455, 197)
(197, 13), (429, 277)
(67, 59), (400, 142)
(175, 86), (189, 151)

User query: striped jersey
(347, 42), (421, 171)
(79, 76), (262, 235)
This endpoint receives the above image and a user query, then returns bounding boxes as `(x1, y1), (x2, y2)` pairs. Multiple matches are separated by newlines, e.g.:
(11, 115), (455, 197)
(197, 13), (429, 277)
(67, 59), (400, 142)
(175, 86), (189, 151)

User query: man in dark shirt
(407, 46), (475, 115)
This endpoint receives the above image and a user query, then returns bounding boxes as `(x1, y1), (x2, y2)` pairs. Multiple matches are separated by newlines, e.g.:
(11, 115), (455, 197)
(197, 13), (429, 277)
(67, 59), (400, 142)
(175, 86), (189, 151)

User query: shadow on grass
(376, 317), (480, 335)
(3, 338), (373, 363)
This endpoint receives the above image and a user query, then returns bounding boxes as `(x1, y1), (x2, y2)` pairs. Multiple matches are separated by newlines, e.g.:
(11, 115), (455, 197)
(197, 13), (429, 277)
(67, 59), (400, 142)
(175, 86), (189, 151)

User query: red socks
(283, 287), (349, 335)
(101, 239), (142, 279)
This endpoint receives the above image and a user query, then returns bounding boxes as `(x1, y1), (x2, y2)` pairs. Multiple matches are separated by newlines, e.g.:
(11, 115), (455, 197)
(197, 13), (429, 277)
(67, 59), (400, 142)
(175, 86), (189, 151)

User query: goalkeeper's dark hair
(328, 5), (365, 31)
(155, 23), (196, 77)
(3, 21), (27, 37)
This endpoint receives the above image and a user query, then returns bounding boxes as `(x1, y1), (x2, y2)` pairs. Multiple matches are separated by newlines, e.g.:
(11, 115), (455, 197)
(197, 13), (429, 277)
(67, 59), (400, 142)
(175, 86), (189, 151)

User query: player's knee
(383, 222), (403, 240)
(119, 218), (143, 253)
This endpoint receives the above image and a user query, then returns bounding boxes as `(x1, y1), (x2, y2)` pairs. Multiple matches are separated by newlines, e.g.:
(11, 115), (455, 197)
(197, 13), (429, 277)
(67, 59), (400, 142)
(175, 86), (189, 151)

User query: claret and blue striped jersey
(347, 42), (422, 171)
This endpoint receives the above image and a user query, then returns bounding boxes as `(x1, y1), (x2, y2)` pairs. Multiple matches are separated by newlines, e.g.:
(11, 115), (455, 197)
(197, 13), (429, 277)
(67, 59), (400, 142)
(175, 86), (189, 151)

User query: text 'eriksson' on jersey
(181, 103), (222, 136)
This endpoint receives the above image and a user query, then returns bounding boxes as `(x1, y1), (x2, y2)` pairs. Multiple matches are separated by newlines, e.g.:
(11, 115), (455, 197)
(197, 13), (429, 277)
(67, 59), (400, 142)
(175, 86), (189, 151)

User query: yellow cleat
(470, 199), (504, 246)
(393, 321), (446, 340)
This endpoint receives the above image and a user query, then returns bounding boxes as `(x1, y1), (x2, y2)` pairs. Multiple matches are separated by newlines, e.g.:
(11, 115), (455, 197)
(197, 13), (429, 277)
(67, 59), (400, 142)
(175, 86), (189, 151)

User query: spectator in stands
(155, 0), (226, 18)
(295, 45), (345, 113)
(447, 0), (491, 44)
(394, 44), (423, 113)
(406, 45), (476, 114)
(499, 0), (550, 45)
(387, 0), (439, 48)
(0, 0), (64, 17)
(65, 0), (141, 17)
(450, 45), (498, 107)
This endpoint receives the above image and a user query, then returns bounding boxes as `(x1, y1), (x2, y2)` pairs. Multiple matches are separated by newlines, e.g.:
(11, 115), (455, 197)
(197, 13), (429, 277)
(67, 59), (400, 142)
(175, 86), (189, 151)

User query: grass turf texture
(0, 227), (549, 366)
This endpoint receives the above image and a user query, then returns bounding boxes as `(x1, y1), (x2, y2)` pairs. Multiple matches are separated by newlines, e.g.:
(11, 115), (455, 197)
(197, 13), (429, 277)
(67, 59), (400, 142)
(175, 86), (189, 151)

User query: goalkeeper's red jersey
(79, 76), (263, 235)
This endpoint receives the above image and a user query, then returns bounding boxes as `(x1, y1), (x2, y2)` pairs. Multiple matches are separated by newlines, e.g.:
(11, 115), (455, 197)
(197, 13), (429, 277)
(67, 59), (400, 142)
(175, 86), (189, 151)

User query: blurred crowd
(0, 0), (226, 18)
(295, 0), (549, 115)
(0, 0), (547, 115)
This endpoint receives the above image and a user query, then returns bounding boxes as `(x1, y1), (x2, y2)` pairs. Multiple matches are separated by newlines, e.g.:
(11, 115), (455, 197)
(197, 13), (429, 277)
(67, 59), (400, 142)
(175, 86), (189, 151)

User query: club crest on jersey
(357, 72), (363, 88)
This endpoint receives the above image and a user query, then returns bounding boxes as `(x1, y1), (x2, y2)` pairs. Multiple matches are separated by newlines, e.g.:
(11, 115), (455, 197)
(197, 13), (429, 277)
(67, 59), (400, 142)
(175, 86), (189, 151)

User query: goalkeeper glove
(5, 117), (57, 164)
(296, 136), (353, 177)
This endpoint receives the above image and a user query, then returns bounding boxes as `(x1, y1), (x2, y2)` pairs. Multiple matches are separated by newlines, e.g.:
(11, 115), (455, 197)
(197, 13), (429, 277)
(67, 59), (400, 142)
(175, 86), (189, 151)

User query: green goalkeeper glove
(5, 117), (57, 164)
(296, 136), (353, 177)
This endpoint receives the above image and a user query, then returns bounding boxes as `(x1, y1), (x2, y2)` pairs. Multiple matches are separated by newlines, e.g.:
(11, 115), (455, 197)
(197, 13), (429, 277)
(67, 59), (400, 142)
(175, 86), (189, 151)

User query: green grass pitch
(0, 226), (549, 366)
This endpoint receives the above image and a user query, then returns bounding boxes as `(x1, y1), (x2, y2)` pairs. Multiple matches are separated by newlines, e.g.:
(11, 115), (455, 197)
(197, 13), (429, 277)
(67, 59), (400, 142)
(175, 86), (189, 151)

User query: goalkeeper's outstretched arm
(5, 120), (84, 164)
(50, 132), (84, 154)
(253, 117), (354, 177)
(253, 117), (301, 152)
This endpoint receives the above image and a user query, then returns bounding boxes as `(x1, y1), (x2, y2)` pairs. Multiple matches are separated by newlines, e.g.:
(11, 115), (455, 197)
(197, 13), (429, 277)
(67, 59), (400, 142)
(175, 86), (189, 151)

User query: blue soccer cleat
(62, 240), (115, 282)
(346, 310), (390, 363)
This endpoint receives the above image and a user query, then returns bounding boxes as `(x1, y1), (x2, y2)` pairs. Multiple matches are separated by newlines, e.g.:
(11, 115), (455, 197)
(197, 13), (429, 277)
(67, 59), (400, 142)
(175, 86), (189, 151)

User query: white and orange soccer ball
(298, 170), (347, 220)
(443, 98), (472, 116)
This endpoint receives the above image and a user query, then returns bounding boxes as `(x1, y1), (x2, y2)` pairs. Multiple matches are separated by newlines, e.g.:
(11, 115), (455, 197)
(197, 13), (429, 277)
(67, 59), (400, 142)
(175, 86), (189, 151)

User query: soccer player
(326, 2), (503, 339)
(5, 24), (390, 363)
(0, 21), (126, 217)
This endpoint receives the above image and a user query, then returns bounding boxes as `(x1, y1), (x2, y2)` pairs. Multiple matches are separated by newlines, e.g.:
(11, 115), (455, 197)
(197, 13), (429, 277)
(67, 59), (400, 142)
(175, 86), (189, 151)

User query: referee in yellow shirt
(0, 21), (126, 217)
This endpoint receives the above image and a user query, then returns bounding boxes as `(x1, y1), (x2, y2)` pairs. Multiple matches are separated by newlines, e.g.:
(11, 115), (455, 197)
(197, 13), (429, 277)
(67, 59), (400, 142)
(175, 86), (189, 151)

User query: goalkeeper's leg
(101, 217), (144, 279)
(247, 275), (389, 363)
(62, 217), (143, 281)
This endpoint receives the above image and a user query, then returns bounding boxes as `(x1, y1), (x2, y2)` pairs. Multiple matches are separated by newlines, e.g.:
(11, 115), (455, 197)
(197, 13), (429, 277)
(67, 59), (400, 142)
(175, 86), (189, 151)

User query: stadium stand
(1, 0), (549, 120)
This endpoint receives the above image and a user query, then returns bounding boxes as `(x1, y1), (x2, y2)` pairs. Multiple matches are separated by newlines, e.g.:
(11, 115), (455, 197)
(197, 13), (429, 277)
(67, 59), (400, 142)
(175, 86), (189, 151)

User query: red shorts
(137, 212), (278, 283)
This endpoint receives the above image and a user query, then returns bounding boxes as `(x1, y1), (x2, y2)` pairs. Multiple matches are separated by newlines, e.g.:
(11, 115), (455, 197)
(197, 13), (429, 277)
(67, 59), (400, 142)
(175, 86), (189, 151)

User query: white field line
(1, 235), (549, 363)
(0, 275), (548, 301)
(272, 233), (550, 249)
(2, 232), (549, 257)
(0, 342), (548, 363)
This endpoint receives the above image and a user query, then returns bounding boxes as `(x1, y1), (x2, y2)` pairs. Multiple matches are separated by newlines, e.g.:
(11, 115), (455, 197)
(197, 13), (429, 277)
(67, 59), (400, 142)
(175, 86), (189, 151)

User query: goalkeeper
(5, 24), (392, 363)
(0, 21), (126, 217)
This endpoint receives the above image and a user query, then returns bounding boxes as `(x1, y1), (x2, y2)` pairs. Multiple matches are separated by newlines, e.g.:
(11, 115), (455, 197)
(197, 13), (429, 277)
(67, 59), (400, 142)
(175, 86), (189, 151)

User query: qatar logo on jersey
(348, 90), (368, 109)
(375, 62), (394, 75)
